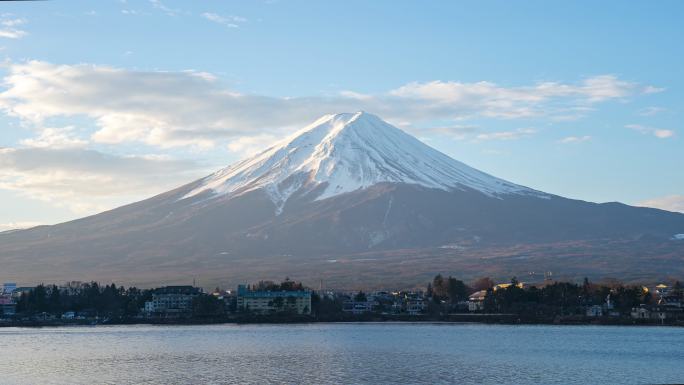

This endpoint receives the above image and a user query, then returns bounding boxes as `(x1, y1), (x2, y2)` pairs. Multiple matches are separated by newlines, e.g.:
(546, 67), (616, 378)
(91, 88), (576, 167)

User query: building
(342, 300), (376, 315)
(655, 284), (670, 296)
(368, 291), (393, 303)
(0, 296), (16, 317)
(2, 283), (16, 295)
(406, 299), (426, 315)
(236, 285), (311, 315)
(467, 290), (488, 311)
(650, 305), (683, 321)
(631, 305), (651, 319)
(62, 311), (76, 320)
(11, 287), (34, 301)
(389, 291), (426, 315)
(144, 286), (201, 317)
(631, 304), (683, 321)
(586, 305), (603, 317)
(658, 294), (682, 308)
(493, 282), (526, 291)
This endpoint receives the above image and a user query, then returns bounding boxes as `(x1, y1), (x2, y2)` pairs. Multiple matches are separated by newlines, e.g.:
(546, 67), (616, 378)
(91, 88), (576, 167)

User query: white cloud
(0, 17), (27, 39)
(0, 221), (43, 232)
(149, 0), (179, 16)
(422, 125), (479, 141)
(0, 147), (205, 214)
(20, 126), (88, 149)
(339, 90), (373, 100)
(626, 124), (675, 139)
(637, 195), (684, 213)
(227, 134), (279, 157)
(643, 85), (665, 94)
(201, 12), (246, 28)
(638, 106), (666, 116)
(389, 75), (639, 119)
(558, 135), (591, 144)
(475, 128), (537, 141)
(653, 130), (675, 139)
(0, 61), (658, 150)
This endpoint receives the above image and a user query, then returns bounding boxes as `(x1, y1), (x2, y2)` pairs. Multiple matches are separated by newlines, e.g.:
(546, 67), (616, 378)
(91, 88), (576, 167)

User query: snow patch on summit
(183, 112), (546, 211)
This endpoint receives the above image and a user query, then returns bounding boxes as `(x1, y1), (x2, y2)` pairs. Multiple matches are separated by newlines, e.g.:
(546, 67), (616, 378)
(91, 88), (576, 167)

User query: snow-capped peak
(183, 112), (544, 211)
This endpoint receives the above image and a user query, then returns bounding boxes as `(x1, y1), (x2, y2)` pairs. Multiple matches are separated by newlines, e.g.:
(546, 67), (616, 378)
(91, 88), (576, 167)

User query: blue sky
(0, 0), (682, 230)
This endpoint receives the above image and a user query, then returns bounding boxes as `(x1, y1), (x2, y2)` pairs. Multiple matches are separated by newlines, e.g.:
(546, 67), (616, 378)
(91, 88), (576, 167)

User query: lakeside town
(1, 275), (683, 327)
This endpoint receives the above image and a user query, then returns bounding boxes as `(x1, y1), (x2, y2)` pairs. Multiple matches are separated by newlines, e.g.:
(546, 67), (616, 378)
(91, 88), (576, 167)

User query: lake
(1, 323), (682, 384)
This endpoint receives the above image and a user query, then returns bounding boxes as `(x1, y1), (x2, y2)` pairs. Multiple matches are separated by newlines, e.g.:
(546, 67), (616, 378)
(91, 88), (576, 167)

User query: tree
(271, 296), (285, 310)
(192, 295), (224, 317)
(48, 285), (62, 313)
(673, 281), (683, 298)
(471, 277), (495, 292)
(32, 284), (48, 313)
(354, 291), (367, 302)
(446, 277), (468, 303)
(432, 275), (446, 299)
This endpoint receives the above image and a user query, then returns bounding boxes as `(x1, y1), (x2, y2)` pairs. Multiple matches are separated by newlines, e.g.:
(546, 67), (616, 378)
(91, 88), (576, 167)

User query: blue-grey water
(1, 323), (682, 384)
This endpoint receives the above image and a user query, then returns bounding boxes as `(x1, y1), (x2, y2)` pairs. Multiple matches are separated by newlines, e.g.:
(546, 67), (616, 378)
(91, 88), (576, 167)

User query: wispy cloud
(0, 221), (43, 232)
(638, 106), (666, 116)
(475, 128), (537, 141)
(19, 127), (88, 149)
(201, 12), (247, 28)
(149, 0), (179, 16)
(0, 17), (27, 39)
(626, 124), (675, 139)
(637, 195), (684, 213)
(643, 85), (665, 94)
(558, 135), (591, 144)
(0, 61), (660, 149)
(421, 125), (479, 141)
(0, 147), (205, 214)
(227, 134), (279, 157)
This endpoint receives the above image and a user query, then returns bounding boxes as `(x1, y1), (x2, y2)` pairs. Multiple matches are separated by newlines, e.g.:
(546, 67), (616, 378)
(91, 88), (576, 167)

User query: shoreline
(3, 313), (682, 328)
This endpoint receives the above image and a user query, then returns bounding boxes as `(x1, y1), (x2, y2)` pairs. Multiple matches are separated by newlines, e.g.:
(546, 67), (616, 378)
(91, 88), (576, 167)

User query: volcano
(1, 112), (683, 288)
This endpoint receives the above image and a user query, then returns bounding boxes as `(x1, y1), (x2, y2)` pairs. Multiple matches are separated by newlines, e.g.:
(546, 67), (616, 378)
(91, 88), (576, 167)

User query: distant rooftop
(153, 286), (201, 295)
(237, 284), (310, 298)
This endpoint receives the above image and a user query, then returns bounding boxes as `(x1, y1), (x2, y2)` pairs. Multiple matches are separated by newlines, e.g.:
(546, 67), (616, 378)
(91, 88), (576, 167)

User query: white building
(467, 290), (488, 311)
(145, 286), (201, 317)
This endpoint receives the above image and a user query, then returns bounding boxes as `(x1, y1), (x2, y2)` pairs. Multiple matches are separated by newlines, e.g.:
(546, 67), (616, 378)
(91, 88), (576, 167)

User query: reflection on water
(1, 323), (683, 384)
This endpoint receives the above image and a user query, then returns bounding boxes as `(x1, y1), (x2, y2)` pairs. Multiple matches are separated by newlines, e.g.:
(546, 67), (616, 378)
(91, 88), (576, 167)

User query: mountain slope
(1, 112), (683, 288)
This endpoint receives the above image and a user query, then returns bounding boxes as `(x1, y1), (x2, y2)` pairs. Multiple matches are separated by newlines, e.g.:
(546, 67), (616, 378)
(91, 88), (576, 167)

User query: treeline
(250, 279), (306, 292)
(426, 274), (682, 316)
(13, 277), (683, 321)
(427, 274), (470, 303)
(425, 275), (497, 304)
(483, 279), (678, 316)
(16, 282), (150, 317)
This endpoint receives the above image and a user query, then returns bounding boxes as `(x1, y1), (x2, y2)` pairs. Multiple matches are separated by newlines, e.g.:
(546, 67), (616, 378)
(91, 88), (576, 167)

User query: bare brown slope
(1, 183), (683, 288)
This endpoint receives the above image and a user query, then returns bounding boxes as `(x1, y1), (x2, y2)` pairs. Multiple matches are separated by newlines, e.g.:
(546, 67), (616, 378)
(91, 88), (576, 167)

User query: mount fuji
(1, 112), (683, 288)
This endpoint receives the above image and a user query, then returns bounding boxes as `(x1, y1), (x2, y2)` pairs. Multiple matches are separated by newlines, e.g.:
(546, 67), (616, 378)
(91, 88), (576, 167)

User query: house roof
(153, 286), (201, 295)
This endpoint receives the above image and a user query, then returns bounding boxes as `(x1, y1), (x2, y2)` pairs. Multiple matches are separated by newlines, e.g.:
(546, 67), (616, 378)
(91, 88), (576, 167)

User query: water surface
(1, 323), (682, 384)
